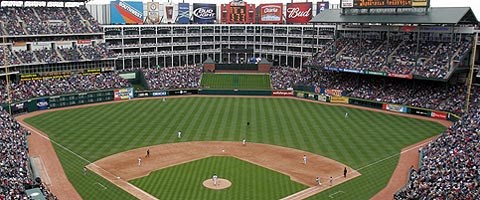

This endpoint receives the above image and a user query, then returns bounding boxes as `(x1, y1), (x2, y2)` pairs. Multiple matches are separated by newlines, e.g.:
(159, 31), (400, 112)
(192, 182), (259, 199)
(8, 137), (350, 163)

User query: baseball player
(177, 131), (182, 139)
(137, 157), (142, 166)
(345, 112), (349, 119)
(83, 167), (87, 176)
(303, 155), (307, 165)
(146, 149), (150, 158)
(329, 176), (333, 186)
(212, 174), (218, 186)
(316, 177), (321, 186)
(344, 167), (348, 178)
(162, 97), (166, 102)
(242, 138), (246, 146)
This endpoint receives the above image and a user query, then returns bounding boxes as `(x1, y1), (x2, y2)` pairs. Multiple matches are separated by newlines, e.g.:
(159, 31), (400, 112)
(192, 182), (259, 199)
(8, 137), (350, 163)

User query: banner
(152, 91), (168, 96)
(110, 1), (144, 24)
(258, 3), (282, 24)
(177, 3), (190, 24)
(382, 104), (407, 113)
(272, 90), (294, 96)
(388, 73), (413, 79)
(430, 111), (447, 120)
(330, 96), (349, 104)
(317, 1), (329, 14)
(325, 89), (343, 96)
(164, 3), (175, 23)
(286, 2), (312, 24)
(318, 94), (329, 102)
(365, 70), (387, 76)
(341, 0), (354, 8)
(146, 2), (160, 24)
(36, 98), (49, 110)
(193, 3), (217, 24)
(410, 108), (431, 117)
(114, 88), (134, 101)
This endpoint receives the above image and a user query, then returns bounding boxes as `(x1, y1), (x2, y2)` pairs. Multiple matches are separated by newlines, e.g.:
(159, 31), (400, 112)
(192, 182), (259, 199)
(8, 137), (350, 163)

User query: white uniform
(242, 139), (246, 145)
(303, 155), (307, 165)
(345, 112), (349, 119)
(177, 131), (182, 138)
(137, 157), (142, 166)
(329, 176), (333, 186)
(212, 175), (218, 186)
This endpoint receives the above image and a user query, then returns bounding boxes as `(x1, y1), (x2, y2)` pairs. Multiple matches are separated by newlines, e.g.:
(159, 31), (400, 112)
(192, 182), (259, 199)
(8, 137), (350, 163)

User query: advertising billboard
(258, 3), (282, 24)
(317, 1), (329, 14)
(286, 2), (312, 24)
(110, 0), (144, 24)
(193, 3), (217, 24)
(177, 3), (190, 24)
(164, 3), (175, 23)
(146, 2), (160, 24)
(341, 0), (430, 9)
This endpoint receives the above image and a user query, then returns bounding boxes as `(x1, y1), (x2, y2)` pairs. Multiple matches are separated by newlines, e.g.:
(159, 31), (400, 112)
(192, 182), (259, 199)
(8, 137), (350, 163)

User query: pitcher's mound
(202, 178), (232, 190)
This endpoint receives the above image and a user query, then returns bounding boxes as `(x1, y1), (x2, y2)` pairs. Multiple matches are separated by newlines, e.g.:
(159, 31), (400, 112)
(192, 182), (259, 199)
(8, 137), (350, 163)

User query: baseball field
(22, 97), (447, 199)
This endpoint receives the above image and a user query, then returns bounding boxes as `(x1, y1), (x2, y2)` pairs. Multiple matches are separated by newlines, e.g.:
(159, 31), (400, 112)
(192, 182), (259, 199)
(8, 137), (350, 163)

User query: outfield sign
(383, 103), (407, 113)
(430, 111), (447, 120)
(193, 3), (217, 24)
(110, 1), (144, 24)
(114, 88), (134, 101)
(272, 90), (294, 96)
(330, 96), (349, 104)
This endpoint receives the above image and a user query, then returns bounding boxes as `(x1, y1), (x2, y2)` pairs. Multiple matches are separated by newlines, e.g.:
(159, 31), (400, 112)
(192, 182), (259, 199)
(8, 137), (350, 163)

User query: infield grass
(130, 156), (307, 199)
(24, 97), (447, 199)
(201, 74), (271, 89)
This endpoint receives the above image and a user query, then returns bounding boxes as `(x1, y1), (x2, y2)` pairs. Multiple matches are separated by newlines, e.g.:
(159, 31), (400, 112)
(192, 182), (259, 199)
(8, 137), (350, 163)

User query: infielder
(329, 176), (333, 186)
(316, 177), (321, 186)
(137, 157), (142, 166)
(303, 155), (307, 165)
(212, 174), (218, 186)
(242, 138), (246, 146)
(177, 131), (182, 139)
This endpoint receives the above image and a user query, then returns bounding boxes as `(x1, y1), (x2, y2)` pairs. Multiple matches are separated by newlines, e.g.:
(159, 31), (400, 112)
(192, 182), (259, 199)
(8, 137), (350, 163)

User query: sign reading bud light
(286, 2), (312, 24)
(193, 3), (216, 24)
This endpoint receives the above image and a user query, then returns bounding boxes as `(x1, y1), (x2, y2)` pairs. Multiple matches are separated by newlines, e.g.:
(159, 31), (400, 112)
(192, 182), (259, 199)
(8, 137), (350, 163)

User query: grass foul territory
(24, 97), (446, 199)
(201, 74), (271, 90)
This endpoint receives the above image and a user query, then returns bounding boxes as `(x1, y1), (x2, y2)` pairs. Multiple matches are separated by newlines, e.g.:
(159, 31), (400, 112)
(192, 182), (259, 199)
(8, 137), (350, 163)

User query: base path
(87, 141), (360, 199)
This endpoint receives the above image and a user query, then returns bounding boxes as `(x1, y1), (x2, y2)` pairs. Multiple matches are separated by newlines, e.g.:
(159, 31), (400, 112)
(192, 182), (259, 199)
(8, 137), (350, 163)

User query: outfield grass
(24, 97), (447, 199)
(130, 156), (307, 199)
(201, 74), (271, 89)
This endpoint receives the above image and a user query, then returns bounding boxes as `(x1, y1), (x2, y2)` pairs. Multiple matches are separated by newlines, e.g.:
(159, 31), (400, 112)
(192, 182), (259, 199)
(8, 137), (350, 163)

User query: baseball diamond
(0, 1), (479, 200)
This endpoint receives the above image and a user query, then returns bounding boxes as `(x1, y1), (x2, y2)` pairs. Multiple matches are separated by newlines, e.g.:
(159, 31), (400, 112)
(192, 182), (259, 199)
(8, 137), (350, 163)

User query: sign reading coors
(258, 3), (282, 24)
(286, 2), (312, 24)
(193, 3), (217, 24)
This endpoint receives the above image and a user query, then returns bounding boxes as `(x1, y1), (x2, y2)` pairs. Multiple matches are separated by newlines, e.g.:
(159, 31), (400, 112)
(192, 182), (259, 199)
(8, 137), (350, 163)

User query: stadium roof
(311, 7), (478, 25)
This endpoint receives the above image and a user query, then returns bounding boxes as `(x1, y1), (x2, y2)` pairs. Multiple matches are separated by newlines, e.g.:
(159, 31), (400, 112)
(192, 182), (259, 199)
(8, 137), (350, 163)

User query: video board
(341, 0), (430, 9)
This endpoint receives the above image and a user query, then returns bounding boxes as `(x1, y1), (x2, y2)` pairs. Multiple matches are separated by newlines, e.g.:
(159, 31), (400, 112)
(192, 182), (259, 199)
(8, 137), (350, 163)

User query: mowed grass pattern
(130, 156), (307, 199)
(24, 97), (446, 199)
(201, 74), (271, 89)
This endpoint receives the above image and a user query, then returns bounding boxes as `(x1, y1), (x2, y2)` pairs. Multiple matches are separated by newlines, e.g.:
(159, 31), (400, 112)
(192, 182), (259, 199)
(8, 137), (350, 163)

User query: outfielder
(177, 131), (182, 139)
(345, 112), (349, 119)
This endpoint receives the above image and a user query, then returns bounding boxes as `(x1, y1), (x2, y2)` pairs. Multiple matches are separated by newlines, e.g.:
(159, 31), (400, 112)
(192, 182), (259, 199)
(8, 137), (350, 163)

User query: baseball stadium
(0, 0), (479, 199)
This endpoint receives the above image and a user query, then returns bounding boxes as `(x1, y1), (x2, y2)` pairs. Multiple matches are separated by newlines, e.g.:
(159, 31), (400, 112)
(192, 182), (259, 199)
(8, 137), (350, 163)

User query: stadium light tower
(2, 36), (12, 115)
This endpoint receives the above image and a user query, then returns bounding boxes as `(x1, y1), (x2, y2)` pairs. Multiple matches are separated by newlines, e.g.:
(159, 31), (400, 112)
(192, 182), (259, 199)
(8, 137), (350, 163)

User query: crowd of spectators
(0, 72), (131, 104)
(270, 66), (468, 114)
(0, 107), (57, 199)
(142, 66), (202, 90)
(306, 36), (473, 79)
(395, 86), (480, 199)
(0, 44), (116, 67)
(0, 6), (101, 36)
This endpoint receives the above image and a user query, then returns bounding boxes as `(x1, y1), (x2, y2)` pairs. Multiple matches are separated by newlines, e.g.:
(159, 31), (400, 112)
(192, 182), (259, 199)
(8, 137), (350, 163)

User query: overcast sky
(86, 0), (480, 17)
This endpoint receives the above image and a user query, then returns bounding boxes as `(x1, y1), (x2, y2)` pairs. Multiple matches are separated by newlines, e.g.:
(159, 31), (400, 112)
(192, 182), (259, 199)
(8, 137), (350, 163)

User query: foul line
(94, 182), (107, 190)
(18, 121), (158, 200)
(329, 191), (345, 198)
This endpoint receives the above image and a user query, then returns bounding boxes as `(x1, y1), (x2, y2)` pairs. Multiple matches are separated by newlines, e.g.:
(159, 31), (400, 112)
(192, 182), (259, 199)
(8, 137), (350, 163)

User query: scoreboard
(221, 1), (255, 24)
(230, 6), (247, 22)
(342, 0), (429, 8)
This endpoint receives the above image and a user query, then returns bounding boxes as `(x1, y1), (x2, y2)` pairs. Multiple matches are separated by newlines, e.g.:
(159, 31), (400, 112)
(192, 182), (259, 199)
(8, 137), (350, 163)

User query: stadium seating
(0, 6), (101, 36)
(270, 66), (467, 115)
(0, 107), (57, 199)
(141, 66), (203, 90)
(394, 86), (480, 199)
(0, 72), (131, 104)
(307, 37), (472, 79)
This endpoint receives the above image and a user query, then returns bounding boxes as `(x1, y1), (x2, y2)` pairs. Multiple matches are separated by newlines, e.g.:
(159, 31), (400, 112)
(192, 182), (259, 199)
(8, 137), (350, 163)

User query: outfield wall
(1, 88), (459, 122)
